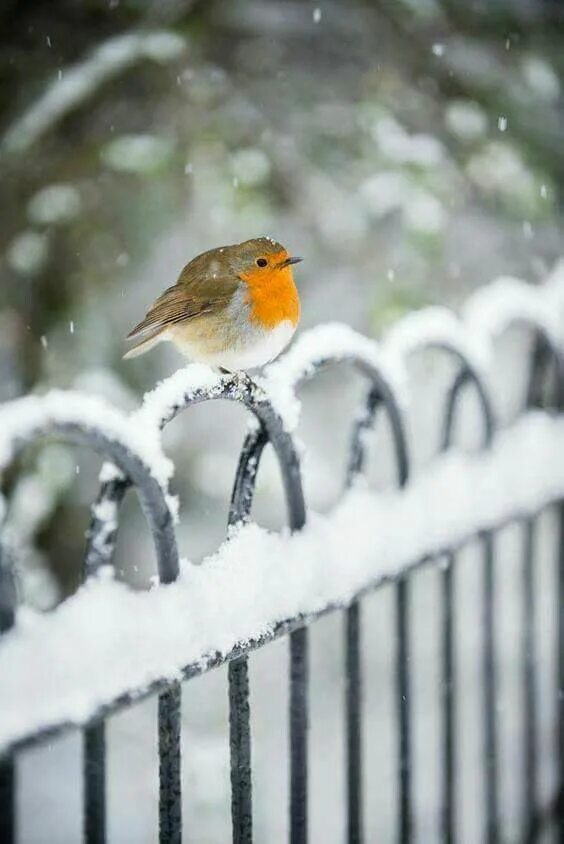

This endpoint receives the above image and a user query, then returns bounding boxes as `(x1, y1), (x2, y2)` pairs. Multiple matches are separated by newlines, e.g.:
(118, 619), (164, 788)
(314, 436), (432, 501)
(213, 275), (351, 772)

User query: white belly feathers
(169, 318), (296, 370)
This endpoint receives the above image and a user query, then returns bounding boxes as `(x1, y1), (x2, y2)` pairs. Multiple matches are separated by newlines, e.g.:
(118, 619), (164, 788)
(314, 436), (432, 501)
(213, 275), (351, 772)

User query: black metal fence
(0, 297), (563, 843)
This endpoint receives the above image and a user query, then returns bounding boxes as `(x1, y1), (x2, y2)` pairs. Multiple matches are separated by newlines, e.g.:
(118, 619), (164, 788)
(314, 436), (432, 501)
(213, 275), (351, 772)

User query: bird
(124, 237), (302, 371)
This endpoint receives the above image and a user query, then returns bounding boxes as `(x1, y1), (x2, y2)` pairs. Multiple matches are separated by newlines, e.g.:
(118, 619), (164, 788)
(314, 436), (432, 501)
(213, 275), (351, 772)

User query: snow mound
(1, 411), (564, 749)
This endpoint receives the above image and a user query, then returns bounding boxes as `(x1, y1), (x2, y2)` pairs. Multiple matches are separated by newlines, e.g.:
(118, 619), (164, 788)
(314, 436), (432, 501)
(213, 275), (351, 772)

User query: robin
(124, 236), (302, 371)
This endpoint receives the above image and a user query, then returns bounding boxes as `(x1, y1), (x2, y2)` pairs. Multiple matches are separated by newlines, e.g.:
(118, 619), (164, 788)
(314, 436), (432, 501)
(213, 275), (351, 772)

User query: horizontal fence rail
(1, 270), (564, 842)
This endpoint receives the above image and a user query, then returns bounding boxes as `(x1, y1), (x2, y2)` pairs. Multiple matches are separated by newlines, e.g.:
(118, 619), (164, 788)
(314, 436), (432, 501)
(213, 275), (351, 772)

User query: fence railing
(1, 269), (564, 842)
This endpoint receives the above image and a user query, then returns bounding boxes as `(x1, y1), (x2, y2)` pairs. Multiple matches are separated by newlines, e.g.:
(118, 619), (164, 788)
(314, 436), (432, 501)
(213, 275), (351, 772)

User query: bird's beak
(280, 256), (303, 267)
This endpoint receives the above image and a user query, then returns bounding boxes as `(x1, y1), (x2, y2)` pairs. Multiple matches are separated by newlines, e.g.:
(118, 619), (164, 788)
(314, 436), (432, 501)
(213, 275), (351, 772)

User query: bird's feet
(218, 367), (256, 391)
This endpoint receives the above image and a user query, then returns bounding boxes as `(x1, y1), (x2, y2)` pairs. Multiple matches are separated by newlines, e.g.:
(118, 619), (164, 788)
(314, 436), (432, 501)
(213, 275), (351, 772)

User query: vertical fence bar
(346, 378), (408, 844)
(396, 577), (411, 843)
(228, 426), (268, 844)
(80, 429), (180, 844)
(290, 627), (308, 844)
(345, 601), (363, 844)
(522, 517), (537, 838)
(230, 408), (307, 844)
(524, 331), (564, 832)
(344, 389), (377, 844)
(440, 554), (455, 844)
(83, 514), (107, 844)
(159, 682), (182, 844)
(439, 366), (495, 844)
(0, 543), (17, 844)
(84, 723), (106, 844)
(0, 758), (14, 844)
(558, 502), (564, 825)
(481, 532), (498, 842)
(229, 657), (253, 844)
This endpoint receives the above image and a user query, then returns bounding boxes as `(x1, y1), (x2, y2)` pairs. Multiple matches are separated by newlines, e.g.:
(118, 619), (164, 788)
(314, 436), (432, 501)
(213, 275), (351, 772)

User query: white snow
(463, 276), (561, 349)
(540, 258), (564, 308)
(88, 498), (120, 561)
(98, 461), (125, 484)
(135, 364), (223, 430)
(92, 365), (247, 519)
(262, 322), (408, 430)
(0, 391), (173, 491)
(384, 305), (492, 377)
(92, 498), (119, 527)
(91, 365), (223, 495)
(1, 410), (564, 750)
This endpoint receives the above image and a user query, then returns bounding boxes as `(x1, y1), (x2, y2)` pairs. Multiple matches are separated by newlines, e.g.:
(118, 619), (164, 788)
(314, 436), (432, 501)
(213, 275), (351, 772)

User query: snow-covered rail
(1, 263), (564, 843)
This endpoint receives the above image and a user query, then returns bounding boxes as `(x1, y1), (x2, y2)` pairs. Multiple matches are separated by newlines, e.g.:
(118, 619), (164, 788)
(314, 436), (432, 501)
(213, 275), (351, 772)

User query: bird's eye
(256, 257), (267, 267)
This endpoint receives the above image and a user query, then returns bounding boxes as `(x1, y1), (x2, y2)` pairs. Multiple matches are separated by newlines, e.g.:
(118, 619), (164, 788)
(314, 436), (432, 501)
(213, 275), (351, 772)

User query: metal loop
(405, 343), (496, 453)
(345, 365), (409, 489)
(0, 541), (16, 635)
(2, 420), (179, 585)
(441, 365), (495, 452)
(231, 353), (409, 532)
(87, 372), (306, 574)
(515, 321), (564, 411)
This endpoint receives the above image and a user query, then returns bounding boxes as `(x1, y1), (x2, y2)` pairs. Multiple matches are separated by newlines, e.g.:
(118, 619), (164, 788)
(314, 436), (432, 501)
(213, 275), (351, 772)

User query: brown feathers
(124, 237), (301, 363)
(125, 273), (239, 358)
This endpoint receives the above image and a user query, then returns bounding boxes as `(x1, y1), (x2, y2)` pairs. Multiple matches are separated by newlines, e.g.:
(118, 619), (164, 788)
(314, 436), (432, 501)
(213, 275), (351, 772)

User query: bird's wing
(126, 275), (239, 342)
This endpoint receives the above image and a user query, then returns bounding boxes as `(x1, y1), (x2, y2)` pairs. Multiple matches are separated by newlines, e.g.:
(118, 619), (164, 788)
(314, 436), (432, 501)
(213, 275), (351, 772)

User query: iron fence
(0, 289), (563, 843)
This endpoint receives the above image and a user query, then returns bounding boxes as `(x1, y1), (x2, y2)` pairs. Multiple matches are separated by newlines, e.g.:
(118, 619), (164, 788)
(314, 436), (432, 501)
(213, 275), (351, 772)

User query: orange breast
(242, 266), (300, 330)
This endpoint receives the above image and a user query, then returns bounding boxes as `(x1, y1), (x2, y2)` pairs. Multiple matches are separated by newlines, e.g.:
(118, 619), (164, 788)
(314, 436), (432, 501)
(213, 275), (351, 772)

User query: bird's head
(226, 237), (303, 282)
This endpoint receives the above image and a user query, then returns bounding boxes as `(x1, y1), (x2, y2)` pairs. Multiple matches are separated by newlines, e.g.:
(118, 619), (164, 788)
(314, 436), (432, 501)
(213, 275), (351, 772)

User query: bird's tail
(123, 329), (166, 360)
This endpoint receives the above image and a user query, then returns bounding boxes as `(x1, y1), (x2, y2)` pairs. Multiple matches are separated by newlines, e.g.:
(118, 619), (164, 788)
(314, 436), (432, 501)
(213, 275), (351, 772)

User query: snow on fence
(2, 264), (564, 842)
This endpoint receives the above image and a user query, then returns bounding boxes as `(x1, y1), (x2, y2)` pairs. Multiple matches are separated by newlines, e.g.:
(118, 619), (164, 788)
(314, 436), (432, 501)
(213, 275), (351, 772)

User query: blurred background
(1, 1), (563, 841)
